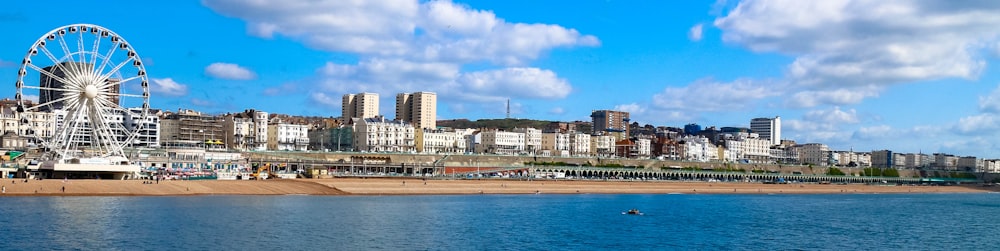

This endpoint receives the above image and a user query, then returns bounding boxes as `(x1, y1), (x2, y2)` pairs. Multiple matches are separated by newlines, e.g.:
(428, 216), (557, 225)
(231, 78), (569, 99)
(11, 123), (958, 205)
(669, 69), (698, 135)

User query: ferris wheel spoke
(26, 63), (74, 86)
(77, 27), (87, 66)
(55, 33), (85, 77)
(94, 105), (124, 152)
(100, 57), (135, 81)
(95, 41), (119, 77)
(21, 82), (77, 93)
(37, 45), (75, 77)
(84, 100), (112, 155)
(93, 96), (125, 112)
(25, 95), (75, 112)
(59, 108), (84, 159)
(89, 31), (102, 70)
(100, 75), (141, 90)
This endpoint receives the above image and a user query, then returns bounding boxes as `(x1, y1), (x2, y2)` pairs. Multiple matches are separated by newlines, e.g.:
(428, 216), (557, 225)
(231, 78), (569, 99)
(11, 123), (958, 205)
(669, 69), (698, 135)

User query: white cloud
(614, 103), (647, 115)
(205, 62), (257, 80)
(852, 125), (895, 140)
(190, 98), (214, 107)
(309, 92), (340, 109)
(548, 107), (565, 115)
(783, 107), (859, 144)
(955, 113), (1000, 134)
(652, 78), (776, 112)
(715, 1), (1000, 106)
(263, 83), (298, 96)
(688, 24), (703, 41)
(787, 87), (880, 108)
(312, 59), (570, 103)
(978, 84), (1000, 113)
(455, 68), (570, 101)
(149, 78), (188, 97)
(204, 0), (594, 114)
(204, 0), (599, 65)
(803, 106), (859, 124)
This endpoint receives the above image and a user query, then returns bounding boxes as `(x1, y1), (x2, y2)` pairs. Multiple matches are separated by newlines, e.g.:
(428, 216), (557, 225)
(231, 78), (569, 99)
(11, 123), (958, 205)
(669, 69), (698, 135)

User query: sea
(1, 193), (999, 250)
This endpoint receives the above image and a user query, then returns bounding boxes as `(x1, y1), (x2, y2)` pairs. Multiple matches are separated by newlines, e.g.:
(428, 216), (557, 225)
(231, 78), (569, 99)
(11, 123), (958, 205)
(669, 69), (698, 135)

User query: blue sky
(3, 0), (1000, 158)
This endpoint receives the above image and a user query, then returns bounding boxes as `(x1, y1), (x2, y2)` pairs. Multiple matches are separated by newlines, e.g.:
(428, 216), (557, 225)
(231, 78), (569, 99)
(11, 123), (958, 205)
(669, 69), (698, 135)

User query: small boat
(622, 208), (643, 215)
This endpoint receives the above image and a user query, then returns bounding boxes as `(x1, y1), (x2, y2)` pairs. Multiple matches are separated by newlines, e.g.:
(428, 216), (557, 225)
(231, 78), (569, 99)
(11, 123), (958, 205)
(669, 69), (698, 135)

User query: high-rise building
(750, 116), (781, 146)
(342, 93), (379, 120)
(395, 92), (437, 129)
(590, 110), (630, 136)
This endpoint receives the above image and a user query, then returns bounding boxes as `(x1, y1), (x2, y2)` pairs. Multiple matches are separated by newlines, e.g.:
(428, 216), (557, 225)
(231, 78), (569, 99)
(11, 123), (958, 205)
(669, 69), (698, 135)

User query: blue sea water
(1, 193), (999, 250)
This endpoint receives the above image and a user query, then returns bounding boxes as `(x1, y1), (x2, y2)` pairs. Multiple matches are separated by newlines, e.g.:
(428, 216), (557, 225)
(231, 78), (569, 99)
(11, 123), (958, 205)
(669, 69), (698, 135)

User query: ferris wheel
(15, 24), (150, 162)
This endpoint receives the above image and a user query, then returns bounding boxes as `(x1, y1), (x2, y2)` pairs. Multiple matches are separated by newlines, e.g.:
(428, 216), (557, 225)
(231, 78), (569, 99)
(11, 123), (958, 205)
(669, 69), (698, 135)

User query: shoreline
(0, 178), (996, 196)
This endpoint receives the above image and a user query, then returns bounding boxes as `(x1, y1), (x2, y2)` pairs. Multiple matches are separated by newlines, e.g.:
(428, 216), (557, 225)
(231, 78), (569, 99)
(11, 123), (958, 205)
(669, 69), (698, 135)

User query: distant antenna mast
(506, 99), (510, 119)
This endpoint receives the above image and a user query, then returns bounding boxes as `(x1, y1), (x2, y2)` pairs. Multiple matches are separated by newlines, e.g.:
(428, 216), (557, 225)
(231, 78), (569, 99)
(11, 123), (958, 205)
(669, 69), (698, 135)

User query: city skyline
(3, 1), (1000, 158)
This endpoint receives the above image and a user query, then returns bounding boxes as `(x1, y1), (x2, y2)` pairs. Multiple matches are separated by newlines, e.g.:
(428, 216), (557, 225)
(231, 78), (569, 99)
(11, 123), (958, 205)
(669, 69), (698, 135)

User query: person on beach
(61, 186), (65, 193)
(2, 185), (5, 193)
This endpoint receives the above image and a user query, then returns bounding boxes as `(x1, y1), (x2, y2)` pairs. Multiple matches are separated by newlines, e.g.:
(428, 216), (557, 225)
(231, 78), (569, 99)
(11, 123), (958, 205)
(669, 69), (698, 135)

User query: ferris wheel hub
(84, 84), (98, 99)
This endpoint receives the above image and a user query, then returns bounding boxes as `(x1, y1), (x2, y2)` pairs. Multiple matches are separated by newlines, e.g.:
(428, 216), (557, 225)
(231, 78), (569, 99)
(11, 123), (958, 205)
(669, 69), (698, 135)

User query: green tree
(826, 167), (845, 176)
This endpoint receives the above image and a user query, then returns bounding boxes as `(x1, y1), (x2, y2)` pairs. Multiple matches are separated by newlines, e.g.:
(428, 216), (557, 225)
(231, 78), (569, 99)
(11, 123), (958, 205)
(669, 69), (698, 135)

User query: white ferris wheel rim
(14, 23), (151, 161)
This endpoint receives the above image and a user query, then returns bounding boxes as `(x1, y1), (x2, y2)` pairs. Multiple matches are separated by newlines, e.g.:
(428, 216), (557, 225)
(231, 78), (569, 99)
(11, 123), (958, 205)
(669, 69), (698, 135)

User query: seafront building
(721, 132), (771, 163)
(416, 128), (470, 154)
(569, 133), (591, 156)
(352, 117), (415, 153)
(590, 135), (617, 157)
(7, 92), (1000, 175)
(342, 93), (380, 120)
(591, 110), (629, 139)
(266, 120), (309, 151)
(540, 132), (570, 156)
(477, 130), (525, 155)
(750, 116), (781, 146)
(222, 109), (269, 151)
(0, 101), (57, 143)
(396, 92), (437, 129)
(680, 135), (717, 162)
(512, 127), (542, 154)
(160, 109), (225, 150)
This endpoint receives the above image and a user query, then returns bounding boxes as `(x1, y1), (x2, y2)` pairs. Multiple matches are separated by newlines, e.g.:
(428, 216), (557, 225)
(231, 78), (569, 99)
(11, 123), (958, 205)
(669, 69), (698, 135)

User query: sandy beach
(0, 178), (995, 196)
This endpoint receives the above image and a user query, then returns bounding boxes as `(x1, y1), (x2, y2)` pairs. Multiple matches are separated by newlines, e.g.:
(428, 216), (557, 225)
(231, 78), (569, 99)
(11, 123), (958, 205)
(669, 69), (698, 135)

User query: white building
(124, 107), (160, 148)
(478, 130), (525, 155)
(223, 110), (269, 151)
(512, 128), (542, 154)
(982, 159), (1000, 173)
(418, 129), (470, 154)
(267, 122), (309, 151)
(681, 136), (717, 162)
(353, 118), (415, 153)
(569, 132), (591, 156)
(635, 138), (651, 158)
(541, 132), (570, 156)
(0, 106), (57, 146)
(750, 116), (781, 146)
(590, 135), (616, 157)
(723, 133), (771, 163)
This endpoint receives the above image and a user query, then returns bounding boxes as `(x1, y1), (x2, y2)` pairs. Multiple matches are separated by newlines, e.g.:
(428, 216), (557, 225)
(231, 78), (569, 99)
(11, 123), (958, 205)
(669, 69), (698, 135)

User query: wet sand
(0, 178), (994, 196)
